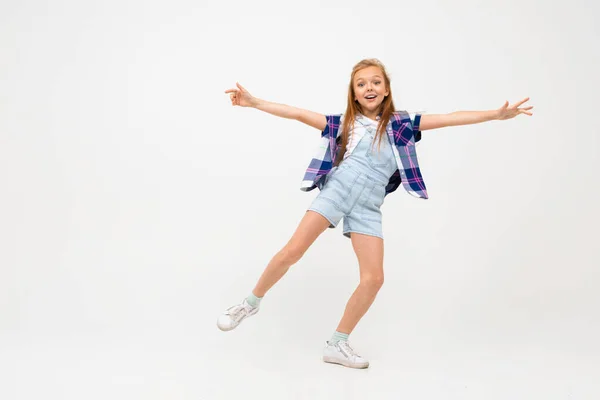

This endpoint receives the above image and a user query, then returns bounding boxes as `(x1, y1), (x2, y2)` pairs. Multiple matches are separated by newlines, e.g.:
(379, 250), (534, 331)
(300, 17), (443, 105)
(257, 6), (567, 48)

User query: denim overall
(307, 120), (397, 239)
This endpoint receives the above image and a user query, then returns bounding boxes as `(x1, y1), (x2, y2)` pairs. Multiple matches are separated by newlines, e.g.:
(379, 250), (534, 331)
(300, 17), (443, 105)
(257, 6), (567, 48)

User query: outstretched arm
(419, 97), (533, 131)
(225, 82), (327, 131)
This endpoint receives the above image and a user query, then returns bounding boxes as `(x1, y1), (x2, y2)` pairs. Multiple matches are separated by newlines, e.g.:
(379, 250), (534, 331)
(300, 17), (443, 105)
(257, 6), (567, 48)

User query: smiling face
(353, 66), (389, 118)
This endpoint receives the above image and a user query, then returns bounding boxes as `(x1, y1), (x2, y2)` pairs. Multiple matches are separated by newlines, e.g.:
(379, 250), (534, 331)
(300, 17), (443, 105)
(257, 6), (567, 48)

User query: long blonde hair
(334, 58), (396, 167)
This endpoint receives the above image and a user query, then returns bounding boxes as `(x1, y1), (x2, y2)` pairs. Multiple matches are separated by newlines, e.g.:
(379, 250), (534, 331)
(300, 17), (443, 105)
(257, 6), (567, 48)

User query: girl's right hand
(224, 82), (256, 108)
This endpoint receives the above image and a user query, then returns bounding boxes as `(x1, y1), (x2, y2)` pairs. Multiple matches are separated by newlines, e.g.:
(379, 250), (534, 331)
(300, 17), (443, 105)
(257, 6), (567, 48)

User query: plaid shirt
(300, 111), (428, 199)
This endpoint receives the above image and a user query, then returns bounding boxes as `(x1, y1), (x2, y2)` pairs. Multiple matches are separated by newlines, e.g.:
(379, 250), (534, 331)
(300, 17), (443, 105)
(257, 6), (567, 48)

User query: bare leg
(252, 210), (331, 297)
(335, 233), (384, 334)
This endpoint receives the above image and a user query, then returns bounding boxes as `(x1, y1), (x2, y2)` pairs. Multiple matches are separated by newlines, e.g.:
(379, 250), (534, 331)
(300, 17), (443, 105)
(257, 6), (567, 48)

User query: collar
(356, 113), (381, 123)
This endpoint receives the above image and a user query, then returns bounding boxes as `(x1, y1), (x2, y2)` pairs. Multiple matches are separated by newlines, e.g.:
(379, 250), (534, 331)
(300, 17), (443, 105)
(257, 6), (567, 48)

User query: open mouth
(365, 95), (377, 101)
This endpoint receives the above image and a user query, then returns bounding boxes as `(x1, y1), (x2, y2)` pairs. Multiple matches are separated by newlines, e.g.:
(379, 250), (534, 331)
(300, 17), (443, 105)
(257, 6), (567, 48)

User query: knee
(278, 245), (305, 265)
(361, 274), (384, 290)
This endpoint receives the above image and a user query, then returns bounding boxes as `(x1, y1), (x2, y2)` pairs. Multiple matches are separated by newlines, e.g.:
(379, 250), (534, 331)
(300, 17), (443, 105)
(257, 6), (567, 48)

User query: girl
(217, 58), (533, 369)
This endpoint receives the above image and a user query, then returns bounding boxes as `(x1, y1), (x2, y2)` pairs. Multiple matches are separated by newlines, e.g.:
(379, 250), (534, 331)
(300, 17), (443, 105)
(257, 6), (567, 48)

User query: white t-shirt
(343, 114), (381, 160)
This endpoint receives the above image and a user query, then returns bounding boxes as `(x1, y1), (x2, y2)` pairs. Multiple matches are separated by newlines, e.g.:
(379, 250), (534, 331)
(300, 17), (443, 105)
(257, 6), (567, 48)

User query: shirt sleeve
(321, 114), (342, 138)
(320, 115), (331, 138)
(408, 112), (422, 143)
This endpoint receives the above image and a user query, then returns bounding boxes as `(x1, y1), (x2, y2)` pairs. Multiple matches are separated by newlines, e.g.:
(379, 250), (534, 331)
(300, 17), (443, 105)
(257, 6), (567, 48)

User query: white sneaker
(217, 298), (259, 331)
(323, 340), (369, 369)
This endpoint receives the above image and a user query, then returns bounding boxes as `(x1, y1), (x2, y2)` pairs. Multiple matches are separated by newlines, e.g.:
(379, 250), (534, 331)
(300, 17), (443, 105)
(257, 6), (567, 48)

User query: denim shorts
(307, 163), (388, 239)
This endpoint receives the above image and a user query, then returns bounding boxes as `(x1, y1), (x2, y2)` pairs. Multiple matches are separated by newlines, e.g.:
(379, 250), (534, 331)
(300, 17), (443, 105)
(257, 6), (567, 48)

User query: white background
(1, 0), (599, 399)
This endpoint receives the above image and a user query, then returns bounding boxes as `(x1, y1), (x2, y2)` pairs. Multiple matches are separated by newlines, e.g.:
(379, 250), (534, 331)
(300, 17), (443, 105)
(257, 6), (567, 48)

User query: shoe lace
(226, 304), (246, 321)
(226, 301), (255, 322)
(338, 341), (360, 359)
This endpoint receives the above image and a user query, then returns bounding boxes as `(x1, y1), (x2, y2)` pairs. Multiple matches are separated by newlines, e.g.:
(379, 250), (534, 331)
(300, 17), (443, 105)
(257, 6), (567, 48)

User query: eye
(374, 81), (381, 85)
(358, 83), (364, 87)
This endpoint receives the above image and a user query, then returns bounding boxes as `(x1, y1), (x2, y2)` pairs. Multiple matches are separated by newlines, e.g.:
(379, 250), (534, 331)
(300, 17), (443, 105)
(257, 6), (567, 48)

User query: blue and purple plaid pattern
(300, 111), (429, 199)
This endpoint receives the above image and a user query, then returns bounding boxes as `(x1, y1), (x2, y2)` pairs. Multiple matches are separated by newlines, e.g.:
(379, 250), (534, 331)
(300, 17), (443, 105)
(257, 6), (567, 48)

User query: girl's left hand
(496, 97), (534, 120)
